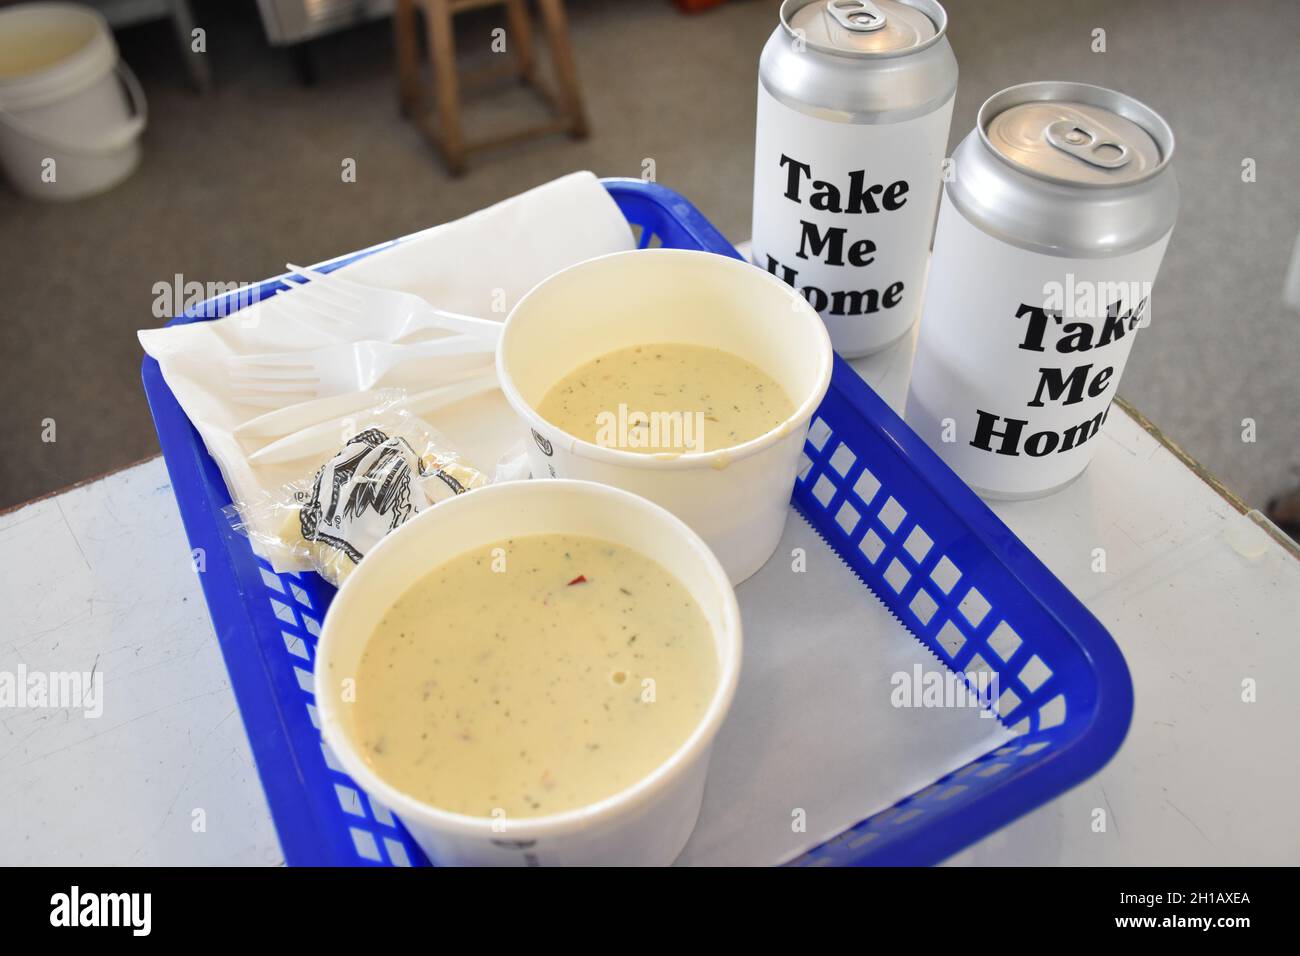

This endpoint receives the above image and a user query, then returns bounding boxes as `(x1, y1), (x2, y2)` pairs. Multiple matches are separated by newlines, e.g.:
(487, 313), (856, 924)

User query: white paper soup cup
(497, 248), (834, 584)
(315, 479), (742, 866)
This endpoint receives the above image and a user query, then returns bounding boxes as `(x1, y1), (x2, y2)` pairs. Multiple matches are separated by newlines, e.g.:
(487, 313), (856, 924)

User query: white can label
(907, 193), (1172, 497)
(751, 84), (953, 356)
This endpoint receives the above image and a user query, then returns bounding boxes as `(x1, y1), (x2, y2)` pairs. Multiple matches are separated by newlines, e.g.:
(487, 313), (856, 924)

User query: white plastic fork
(233, 363), (498, 440)
(247, 375), (501, 464)
(281, 263), (503, 344)
(227, 336), (496, 406)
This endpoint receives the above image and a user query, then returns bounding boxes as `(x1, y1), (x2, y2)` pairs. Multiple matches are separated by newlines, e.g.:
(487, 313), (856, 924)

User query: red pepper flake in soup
(567, 574), (588, 586)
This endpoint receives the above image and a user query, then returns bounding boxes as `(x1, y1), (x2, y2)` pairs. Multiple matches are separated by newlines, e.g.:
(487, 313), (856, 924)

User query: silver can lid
(980, 81), (1173, 187)
(783, 0), (938, 57)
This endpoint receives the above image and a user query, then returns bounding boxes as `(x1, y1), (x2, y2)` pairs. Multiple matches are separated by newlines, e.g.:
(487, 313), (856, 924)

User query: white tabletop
(3, 328), (1298, 866)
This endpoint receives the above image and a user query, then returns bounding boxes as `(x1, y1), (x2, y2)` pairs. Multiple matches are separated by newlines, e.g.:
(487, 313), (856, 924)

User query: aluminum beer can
(905, 81), (1178, 499)
(752, 0), (957, 357)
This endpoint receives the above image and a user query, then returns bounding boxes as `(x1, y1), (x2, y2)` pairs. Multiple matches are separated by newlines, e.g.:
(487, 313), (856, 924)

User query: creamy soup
(352, 533), (718, 818)
(536, 342), (793, 453)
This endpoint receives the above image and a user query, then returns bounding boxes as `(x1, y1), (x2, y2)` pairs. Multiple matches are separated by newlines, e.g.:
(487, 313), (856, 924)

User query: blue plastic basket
(141, 178), (1132, 867)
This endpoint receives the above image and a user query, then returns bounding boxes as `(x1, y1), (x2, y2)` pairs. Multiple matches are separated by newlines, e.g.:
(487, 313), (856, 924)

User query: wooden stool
(394, 0), (590, 175)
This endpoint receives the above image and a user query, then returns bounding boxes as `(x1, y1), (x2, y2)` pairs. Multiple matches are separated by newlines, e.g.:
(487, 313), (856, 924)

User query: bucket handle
(0, 60), (148, 157)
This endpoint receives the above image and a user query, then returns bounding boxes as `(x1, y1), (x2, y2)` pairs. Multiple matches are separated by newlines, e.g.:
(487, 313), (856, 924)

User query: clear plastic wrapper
(226, 393), (488, 586)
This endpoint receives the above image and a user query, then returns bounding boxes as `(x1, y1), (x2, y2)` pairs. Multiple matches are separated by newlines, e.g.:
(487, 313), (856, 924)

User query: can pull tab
(1045, 119), (1132, 170)
(827, 0), (887, 32)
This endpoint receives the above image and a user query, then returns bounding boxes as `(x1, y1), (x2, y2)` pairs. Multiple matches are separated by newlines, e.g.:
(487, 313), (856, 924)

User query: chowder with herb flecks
(536, 342), (793, 453)
(352, 533), (717, 819)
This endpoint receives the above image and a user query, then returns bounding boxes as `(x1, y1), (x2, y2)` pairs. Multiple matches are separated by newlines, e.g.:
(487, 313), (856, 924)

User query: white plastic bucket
(0, 3), (146, 200)
(497, 249), (835, 584)
(316, 479), (743, 866)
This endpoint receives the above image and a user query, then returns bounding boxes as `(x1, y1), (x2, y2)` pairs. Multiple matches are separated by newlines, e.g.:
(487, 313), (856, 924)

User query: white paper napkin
(140, 172), (635, 570)
(676, 516), (1014, 866)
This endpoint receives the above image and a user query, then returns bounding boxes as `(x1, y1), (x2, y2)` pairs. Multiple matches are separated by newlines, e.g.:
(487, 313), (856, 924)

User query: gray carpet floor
(1, 0), (1297, 510)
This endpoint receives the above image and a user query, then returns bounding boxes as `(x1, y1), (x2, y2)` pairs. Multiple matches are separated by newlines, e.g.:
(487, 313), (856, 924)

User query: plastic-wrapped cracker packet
(227, 392), (488, 586)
